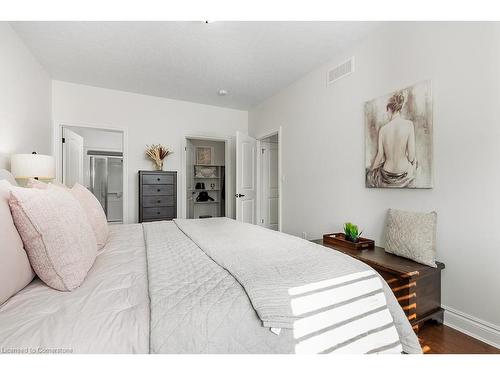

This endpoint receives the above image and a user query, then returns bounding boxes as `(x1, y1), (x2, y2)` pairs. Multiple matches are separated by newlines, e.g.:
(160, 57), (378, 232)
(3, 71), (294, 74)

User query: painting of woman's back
(365, 81), (433, 188)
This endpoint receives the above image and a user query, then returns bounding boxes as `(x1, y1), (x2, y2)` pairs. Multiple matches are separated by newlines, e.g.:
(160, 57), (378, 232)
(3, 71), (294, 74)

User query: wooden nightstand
(312, 239), (445, 333)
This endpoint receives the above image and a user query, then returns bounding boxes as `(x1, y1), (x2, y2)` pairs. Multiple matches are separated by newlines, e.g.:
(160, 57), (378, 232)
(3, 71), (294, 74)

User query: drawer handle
(157, 212), (161, 215)
(157, 189), (160, 192)
(157, 200), (161, 203)
(157, 178), (160, 181)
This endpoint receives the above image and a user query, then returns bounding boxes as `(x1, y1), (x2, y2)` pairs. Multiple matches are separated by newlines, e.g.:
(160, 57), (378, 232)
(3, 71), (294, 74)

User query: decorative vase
(154, 160), (164, 171)
(145, 144), (172, 172)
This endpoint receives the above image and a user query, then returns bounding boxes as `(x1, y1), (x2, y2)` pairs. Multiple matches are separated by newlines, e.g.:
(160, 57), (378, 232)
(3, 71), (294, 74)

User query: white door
(260, 142), (279, 230)
(62, 127), (84, 187)
(236, 131), (257, 224)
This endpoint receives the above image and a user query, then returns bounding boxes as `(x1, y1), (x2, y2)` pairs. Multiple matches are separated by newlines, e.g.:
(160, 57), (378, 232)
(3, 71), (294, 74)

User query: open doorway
(258, 133), (279, 231)
(185, 137), (228, 219)
(235, 129), (281, 230)
(60, 125), (125, 223)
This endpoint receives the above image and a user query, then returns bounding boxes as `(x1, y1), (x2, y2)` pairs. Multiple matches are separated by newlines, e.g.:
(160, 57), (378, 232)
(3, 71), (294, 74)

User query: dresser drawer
(138, 171), (177, 223)
(142, 206), (176, 220)
(142, 174), (175, 185)
(142, 195), (175, 208)
(142, 184), (175, 196)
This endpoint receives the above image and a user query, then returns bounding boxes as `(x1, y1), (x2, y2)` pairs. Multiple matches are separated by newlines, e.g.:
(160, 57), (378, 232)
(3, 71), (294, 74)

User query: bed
(0, 224), (149, 354)
(0, 218), (422, 354)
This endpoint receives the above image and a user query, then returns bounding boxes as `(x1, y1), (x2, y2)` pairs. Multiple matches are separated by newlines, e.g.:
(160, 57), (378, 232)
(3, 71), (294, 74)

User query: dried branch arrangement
(145, 144), (173, 170)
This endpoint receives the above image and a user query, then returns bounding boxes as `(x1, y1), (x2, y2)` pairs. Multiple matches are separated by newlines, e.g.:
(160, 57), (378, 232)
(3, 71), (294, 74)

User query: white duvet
(0, 224), (149, 354)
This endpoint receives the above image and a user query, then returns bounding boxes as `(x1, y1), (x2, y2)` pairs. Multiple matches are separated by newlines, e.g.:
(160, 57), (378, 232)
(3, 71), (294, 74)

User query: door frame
(256, 127), (282, 232)
(181, 135), (232, 219)
(52, 122), (129, 224)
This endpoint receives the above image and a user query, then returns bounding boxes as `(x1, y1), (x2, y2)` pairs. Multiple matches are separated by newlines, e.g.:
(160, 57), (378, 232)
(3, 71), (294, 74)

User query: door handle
(235, 194), (245, 198)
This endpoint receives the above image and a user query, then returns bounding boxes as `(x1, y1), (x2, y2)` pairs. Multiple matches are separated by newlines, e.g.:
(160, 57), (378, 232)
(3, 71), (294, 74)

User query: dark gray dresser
(138, 171), (177, 223)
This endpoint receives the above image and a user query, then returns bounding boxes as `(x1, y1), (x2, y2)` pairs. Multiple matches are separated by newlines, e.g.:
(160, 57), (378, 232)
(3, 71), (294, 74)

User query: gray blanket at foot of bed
(144, 221), (295, 353)
(143, 220), (422, 354)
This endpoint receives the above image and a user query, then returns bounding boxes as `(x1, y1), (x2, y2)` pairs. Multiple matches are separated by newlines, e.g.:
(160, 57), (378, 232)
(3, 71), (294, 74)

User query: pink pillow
(26, 178), (67, 189)
(28, 180), (109, 249)
(26, 178), (48, 189)
(9, 184), (97, 291)
(0, 181), (35, 304)
(70, 183), (109, 250)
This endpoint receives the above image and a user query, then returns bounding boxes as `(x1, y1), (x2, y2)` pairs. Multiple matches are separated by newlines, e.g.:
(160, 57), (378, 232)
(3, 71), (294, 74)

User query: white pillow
(384, 209), (437, 267)
(0, 180), (35, 304)
(0, 169), (18, 186)
(9, 184), (97, 291)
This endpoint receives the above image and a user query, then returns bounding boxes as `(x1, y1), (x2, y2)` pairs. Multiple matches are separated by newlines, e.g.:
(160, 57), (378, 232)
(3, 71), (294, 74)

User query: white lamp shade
(11, 154), (55, 179)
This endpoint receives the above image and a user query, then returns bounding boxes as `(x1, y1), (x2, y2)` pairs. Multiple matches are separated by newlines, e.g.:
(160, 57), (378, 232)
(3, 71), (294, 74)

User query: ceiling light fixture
(218, 89), (228, 96)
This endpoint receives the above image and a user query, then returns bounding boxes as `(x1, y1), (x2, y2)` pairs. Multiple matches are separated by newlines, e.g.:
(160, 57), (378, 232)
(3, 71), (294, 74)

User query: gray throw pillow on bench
(384, 209), (437, 268)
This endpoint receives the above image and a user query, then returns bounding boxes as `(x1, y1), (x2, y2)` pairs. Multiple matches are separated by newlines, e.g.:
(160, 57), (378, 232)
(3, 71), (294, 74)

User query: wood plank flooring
(418, 324), (500, 354)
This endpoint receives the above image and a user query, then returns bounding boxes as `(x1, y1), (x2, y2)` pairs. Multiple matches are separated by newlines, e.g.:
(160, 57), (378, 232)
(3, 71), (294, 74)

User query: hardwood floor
(418, 323), (500, 354)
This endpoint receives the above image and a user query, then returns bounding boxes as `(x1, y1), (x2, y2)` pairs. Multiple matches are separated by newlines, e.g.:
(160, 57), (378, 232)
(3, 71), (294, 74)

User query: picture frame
(195, 146), (214, 165)
(365, 80), (433, 189)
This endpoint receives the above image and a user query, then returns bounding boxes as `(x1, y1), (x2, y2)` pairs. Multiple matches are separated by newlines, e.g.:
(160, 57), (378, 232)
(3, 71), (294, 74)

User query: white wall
(52, 81), (248, 223)
(70, 126), (123, 152)
(0, 23), (52, 169)
(249, 22), (500, 334)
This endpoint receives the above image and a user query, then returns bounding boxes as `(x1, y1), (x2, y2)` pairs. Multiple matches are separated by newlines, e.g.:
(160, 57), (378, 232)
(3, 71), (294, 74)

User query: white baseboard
(443, 305), (500, 349)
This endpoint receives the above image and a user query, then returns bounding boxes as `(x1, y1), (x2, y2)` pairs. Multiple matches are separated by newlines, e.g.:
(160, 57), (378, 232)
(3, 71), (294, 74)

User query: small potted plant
(343, 222), (362, 243)
(145, 144), (173, 171)
(322, 222), (375, 250)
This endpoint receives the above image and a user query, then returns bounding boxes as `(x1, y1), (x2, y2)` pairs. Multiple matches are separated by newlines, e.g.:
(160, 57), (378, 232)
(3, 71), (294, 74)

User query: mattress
(0, 224), (149, 354)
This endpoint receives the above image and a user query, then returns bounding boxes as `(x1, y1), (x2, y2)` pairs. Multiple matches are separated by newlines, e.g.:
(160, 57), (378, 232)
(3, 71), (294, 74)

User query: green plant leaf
(343, 222), (361, 242)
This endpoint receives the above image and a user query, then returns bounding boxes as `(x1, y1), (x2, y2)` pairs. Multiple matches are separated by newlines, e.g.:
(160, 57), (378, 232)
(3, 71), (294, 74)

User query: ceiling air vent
(327, 57), (355, 85)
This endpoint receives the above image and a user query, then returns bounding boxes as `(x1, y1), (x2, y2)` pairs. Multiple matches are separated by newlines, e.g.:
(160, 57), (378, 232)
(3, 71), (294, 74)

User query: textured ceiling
(11, 21), (380, 110)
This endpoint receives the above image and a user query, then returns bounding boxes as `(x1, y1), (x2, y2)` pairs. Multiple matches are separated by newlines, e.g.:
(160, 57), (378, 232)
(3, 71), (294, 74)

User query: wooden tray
(323, 233), (375, 250)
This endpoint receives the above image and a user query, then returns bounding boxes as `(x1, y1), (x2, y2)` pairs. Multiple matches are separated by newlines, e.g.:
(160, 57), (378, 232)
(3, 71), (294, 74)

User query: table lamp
(11, 152), (55, 180)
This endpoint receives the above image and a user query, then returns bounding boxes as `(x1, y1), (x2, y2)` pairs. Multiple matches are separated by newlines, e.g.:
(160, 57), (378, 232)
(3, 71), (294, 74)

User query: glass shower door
(90, 156), (108, 213)
(106, 158), (123, 222)
(90, 155), (123, 223)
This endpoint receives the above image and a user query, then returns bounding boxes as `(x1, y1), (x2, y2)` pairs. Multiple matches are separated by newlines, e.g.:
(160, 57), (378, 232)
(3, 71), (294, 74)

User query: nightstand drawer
(142, 195), (175, 207)
(142, 184), (174, 196)
(142, 206), (175, 220)
(142, 174), (175, 185)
